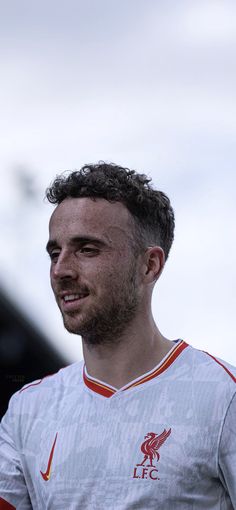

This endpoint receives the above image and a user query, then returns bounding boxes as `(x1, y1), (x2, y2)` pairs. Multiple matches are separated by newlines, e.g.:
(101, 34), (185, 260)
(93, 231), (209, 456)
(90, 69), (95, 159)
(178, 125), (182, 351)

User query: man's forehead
(49, 197), (132, 237)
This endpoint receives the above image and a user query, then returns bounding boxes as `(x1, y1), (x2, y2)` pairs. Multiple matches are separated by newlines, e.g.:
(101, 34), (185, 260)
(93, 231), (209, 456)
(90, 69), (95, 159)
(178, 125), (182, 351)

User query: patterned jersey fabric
(0, 340), (236, 509)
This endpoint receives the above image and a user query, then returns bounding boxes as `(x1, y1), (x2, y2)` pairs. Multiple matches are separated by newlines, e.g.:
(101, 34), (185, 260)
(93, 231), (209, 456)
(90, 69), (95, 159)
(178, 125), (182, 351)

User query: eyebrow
(45, 236), (108, 254)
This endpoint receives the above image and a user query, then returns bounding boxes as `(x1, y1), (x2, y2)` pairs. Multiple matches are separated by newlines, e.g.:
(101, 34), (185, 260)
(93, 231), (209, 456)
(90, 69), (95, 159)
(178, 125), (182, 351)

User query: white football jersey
(0, 339), (236, 509)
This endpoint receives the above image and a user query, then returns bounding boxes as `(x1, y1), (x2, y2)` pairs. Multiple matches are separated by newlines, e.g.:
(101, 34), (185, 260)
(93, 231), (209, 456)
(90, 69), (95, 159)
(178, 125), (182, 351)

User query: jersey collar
(83, 340), (188, 398)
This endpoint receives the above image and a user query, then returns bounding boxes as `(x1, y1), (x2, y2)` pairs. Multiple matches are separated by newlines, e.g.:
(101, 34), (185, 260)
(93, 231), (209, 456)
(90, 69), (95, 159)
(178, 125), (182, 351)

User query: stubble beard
(61, 260), (140, 346)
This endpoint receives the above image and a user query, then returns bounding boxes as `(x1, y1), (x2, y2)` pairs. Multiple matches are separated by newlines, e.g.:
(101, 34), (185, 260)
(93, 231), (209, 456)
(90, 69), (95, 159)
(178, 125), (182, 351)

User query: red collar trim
(83, 370), (116, 398)
(83, 340), (188, 398)
(124, 340), (188, 390)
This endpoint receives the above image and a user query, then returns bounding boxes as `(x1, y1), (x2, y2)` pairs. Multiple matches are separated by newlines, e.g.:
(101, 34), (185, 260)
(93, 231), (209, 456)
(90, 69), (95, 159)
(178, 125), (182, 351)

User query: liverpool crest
(133, 429), (171, 480)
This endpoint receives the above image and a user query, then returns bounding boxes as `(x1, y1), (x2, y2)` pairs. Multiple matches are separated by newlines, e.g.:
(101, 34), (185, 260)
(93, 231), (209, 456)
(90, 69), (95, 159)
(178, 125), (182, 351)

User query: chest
(20, 385), (223, 509)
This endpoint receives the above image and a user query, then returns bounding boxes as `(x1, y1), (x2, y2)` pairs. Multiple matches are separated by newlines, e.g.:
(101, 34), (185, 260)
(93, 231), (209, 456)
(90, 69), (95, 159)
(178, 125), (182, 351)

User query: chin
(62, 312), (90, 335)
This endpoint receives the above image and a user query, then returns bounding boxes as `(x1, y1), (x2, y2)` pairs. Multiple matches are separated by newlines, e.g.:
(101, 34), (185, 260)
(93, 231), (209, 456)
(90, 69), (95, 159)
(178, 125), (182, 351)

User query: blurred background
(0, 0), (236, 417)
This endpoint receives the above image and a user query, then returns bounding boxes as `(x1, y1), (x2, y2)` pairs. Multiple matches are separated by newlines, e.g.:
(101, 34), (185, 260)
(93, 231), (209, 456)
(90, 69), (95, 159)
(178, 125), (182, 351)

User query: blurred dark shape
(0, 288), (66, 419)
(13, 165), (39, 201)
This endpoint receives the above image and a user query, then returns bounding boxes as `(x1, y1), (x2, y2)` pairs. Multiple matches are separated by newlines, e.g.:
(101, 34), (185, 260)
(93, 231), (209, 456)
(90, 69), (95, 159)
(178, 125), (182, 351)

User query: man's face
(47, 197), (142, 345)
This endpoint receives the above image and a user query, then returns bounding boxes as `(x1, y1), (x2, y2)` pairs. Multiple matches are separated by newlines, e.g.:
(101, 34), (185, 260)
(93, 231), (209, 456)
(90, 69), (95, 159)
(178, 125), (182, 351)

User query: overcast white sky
(0, 0), (236, 364)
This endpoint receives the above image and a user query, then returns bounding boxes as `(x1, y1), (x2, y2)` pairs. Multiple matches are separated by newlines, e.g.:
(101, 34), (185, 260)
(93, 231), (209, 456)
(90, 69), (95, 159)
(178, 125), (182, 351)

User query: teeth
(64, 294), (86, 302)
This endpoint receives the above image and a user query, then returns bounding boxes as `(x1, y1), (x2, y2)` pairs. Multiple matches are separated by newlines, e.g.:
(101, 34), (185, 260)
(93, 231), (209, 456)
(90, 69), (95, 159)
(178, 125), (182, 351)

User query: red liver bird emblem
(137, 429), (171, 467)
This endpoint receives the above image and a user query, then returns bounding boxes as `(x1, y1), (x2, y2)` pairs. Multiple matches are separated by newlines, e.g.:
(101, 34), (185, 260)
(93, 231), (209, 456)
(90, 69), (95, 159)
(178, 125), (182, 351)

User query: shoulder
(185, 343), (236, 385)
(20, 359), (83, 392)
(0, 361), (84, 450)
(6, 360), (84, 418)
(181, 343), (236, 413)
(171, 342), (236, 428)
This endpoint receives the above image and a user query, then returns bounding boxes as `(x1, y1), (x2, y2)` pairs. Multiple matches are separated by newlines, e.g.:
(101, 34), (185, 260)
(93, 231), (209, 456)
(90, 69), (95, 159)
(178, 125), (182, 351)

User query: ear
(143, 246), (165, 283)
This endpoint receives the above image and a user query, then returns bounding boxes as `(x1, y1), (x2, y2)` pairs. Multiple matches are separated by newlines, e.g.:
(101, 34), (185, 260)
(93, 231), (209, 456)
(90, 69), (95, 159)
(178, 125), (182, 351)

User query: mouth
(60, 292), (89, 311)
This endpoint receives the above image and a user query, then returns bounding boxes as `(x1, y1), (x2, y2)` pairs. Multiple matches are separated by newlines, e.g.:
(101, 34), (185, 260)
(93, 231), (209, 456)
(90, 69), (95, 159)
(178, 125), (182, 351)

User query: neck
(82, 313), (173, 389)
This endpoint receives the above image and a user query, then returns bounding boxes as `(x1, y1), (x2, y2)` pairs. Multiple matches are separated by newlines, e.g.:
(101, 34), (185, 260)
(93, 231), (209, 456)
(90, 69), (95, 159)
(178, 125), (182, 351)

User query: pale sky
(0, 0), (236, 364)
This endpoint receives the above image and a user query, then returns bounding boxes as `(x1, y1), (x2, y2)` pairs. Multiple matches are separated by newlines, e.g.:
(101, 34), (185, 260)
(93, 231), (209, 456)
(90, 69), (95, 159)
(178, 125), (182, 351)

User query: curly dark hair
(46, 162), (175, 260)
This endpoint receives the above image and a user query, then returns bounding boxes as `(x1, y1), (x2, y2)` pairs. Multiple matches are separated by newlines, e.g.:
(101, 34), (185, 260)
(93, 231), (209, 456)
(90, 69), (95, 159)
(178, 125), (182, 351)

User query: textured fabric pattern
(0, 341), (236, 509)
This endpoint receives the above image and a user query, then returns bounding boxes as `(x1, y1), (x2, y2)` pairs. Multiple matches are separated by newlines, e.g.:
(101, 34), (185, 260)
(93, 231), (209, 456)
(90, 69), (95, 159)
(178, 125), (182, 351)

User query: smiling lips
(60, 293), (89, 311)
(64, 293), (88, 302)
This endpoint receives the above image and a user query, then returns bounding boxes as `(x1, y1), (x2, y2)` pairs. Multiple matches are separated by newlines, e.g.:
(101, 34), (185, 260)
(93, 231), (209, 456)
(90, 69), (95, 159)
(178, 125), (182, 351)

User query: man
(0, 162), (235, 509)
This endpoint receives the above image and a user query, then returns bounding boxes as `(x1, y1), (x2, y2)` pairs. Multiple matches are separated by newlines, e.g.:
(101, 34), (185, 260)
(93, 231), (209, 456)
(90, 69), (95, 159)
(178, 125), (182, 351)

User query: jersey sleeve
(0, 394), (32, 510)
(218, 391), (236, 508)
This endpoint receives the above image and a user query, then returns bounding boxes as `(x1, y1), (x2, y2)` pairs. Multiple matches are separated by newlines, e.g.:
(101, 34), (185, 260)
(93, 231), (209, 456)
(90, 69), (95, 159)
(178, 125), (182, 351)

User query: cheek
(49, 267), (54, 282)
(49, 268), (57, 290)
(90, 263), (116, 289)
(87, 254), (132, 288)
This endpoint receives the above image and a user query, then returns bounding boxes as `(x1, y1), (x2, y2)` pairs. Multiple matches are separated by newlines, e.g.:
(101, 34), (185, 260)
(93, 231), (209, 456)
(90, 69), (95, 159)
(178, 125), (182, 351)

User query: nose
(51, 252), (77, 280)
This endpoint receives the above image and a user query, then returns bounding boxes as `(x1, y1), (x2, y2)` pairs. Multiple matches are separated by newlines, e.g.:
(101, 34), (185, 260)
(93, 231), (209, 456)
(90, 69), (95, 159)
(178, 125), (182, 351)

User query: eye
(49, 250), (60, 262)
(79, 246), (99, 255)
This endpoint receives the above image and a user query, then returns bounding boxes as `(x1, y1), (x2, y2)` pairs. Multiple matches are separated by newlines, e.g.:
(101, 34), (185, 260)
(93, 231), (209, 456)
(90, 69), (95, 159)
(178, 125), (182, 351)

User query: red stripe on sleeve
(19, 373), (54, 393)
(0, 497), (16, 509)
(204, 352), (236, 383)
